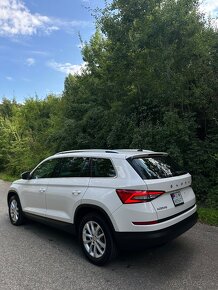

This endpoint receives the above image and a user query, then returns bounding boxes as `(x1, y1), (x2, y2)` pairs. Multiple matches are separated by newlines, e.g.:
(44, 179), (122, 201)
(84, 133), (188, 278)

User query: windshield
(129, 155), (188, 179)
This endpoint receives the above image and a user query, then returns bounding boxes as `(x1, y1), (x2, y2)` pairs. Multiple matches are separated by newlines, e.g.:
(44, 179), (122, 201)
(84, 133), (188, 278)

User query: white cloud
(0, 0), (58, 36)
(0, 0), (91, 37)
(200, 0), (218, 28)
(53, 19), (92, 34)
(81, 0), (91, 4)
(200, 0), (218, 15)
(30, 50), (49, 56)
(26, 57), (35, 66)
(6, 76), (13, 81)
(47, 60), (86, 75)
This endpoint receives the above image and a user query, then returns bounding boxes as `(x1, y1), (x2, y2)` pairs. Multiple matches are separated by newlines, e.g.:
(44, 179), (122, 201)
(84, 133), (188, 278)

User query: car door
(20, 158), (60, 216)
(45, 157), (90, 223)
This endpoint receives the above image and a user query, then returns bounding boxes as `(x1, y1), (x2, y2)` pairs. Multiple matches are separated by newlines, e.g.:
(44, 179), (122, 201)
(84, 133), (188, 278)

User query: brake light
(116, 189), (165, 204)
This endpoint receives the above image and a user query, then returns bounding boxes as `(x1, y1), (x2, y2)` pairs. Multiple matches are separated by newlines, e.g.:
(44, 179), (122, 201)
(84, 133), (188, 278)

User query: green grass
(198, 207), (218, 226)
(0, 172), (18, 182)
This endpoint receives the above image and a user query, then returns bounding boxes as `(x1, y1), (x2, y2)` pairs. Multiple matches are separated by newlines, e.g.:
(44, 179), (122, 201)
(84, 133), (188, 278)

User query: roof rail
(55, 149), (119, 155)
(114, 149), (150, 152)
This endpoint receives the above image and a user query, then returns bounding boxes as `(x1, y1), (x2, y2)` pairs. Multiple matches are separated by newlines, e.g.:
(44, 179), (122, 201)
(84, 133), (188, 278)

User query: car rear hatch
(128, 154), (196, 220)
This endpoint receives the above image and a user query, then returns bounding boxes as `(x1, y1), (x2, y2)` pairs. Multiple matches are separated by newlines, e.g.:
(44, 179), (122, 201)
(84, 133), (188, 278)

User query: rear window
(129, 155), (187, 179)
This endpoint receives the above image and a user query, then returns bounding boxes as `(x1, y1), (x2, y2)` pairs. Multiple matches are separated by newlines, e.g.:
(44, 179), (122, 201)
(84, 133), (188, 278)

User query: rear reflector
(116, 189), (165, 204)
(132, 221), (157, 225)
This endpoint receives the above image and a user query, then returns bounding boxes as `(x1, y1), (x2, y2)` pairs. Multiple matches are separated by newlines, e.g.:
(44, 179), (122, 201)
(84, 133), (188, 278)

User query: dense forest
(0, 0), (217, 208)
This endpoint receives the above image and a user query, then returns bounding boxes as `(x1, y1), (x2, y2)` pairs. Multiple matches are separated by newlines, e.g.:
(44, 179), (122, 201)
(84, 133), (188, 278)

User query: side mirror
(21, 171), (31, 180)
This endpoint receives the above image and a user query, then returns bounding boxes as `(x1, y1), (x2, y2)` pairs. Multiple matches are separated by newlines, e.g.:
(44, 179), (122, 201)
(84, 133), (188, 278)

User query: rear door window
(91, 158), (116, 177)
(56, 157), (90, 177)
(129, 155), (187, 179)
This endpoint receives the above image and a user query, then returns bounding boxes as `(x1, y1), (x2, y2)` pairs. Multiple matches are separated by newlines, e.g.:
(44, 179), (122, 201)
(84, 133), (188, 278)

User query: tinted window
(31, 159), (59, 179)
(91, 158), (116, 177)
(130, 155), (187, 179)
(57, 157), (90, 177)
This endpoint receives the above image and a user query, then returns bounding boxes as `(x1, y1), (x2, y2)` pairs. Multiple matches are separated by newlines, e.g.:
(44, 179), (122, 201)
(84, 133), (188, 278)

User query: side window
(31, 159), (59, 179)
(57, 157), (90, 177)
(91, 158), (116, 177)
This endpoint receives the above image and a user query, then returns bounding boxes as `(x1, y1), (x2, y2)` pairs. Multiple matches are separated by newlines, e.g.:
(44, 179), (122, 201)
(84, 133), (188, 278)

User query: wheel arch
(7, 190), (20, 206)
(74, 204), (116, 235)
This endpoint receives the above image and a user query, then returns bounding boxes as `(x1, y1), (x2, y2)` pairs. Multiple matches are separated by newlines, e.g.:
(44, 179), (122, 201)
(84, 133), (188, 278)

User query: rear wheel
(8, 195), (25, 226)
(78, 213), (117, 265)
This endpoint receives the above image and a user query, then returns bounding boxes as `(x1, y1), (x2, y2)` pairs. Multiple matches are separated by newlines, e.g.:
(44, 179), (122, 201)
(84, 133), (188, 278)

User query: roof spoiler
(127, 152), (168, 160)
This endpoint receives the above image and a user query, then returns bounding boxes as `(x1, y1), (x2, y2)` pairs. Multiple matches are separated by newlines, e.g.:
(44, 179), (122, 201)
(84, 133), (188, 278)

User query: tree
(0, 95), (62, 175)
(61, 0), (218, 205)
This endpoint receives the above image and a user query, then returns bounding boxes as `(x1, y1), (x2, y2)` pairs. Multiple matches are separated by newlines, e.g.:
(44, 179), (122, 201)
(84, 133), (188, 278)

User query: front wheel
(8, 195), (25, 226)
(78, 213), (117, 265)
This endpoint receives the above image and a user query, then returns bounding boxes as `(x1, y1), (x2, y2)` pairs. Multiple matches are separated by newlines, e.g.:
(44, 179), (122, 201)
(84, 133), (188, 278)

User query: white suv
(7, 149), (197, 265)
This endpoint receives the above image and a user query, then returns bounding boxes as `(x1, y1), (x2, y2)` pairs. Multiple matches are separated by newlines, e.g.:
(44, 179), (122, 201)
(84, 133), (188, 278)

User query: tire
(8, 195), (25, 226)
(78, 213), (117, 266)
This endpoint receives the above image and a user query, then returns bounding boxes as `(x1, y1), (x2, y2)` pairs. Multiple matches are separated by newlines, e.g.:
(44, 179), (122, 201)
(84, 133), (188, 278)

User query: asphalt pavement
(0, 180), (217, 290)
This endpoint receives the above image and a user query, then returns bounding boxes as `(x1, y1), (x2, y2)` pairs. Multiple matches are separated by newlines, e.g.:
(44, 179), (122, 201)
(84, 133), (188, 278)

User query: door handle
(39, 188), (46, 193)
(72, 190), (81, 196)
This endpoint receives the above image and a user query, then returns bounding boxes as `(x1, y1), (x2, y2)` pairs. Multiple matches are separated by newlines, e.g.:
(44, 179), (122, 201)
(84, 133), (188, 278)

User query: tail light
(116, 189), (165, 204)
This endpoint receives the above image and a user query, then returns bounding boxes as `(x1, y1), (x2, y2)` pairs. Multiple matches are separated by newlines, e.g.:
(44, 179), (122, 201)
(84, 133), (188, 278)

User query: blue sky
(0, 0), (217, 102)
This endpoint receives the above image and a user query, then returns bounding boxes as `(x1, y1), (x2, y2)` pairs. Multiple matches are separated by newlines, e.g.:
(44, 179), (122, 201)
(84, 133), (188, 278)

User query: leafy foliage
(0, 95), (62, 175)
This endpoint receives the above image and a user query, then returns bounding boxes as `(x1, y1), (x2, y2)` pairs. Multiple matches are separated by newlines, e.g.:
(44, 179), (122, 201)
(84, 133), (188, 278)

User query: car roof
(51, 149), (167, 159)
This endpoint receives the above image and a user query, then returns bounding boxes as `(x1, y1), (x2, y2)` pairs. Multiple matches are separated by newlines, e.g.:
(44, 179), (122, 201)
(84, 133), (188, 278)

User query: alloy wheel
(10, 199), (19, 223)
(82, 221), (106, 258)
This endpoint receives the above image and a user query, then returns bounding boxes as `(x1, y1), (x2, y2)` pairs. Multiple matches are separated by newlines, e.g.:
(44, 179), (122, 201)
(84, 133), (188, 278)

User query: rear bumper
(114, 211), (198, 249)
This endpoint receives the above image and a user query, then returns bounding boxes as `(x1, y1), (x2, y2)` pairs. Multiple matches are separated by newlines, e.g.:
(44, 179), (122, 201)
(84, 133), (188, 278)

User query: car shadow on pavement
(21, 218), (196, 278)
(21, 219), (82, 256)
(109, 235), (196, 281)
